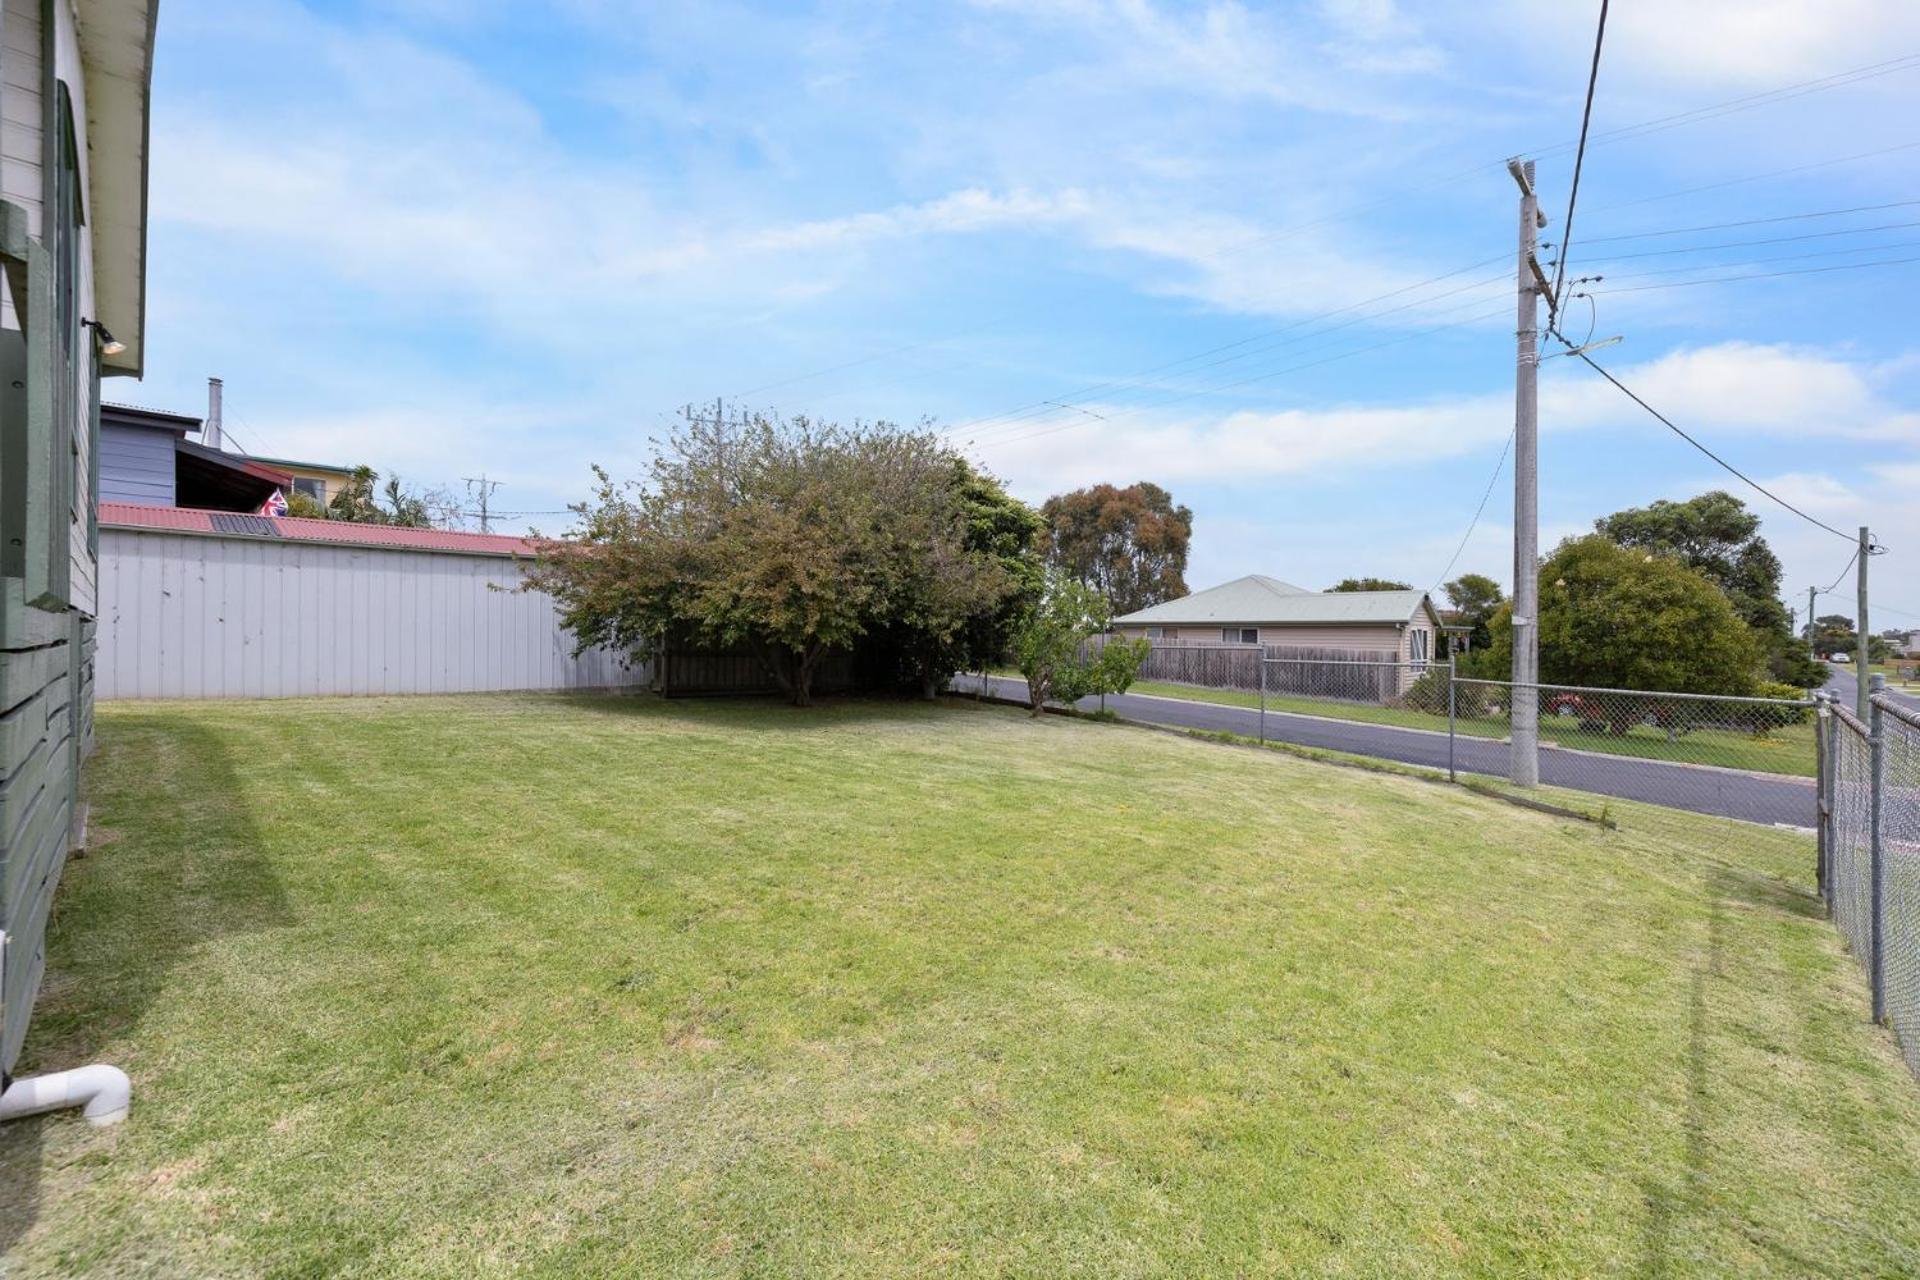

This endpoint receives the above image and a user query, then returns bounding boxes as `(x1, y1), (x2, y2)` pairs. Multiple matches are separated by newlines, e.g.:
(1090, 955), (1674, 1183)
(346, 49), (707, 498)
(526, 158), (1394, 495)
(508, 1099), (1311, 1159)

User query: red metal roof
(99, 502), (552, 557)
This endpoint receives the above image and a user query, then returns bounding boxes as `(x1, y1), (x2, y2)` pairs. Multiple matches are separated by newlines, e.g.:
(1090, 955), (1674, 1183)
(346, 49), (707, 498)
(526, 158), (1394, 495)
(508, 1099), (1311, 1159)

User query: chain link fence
(1824, 680), (1920, 1078)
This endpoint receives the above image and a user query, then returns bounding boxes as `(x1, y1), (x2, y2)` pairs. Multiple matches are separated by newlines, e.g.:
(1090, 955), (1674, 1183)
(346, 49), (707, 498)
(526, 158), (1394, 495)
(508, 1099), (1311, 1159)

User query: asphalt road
(954, 674), (1815, 828)
(1822, 662), (1920, 715)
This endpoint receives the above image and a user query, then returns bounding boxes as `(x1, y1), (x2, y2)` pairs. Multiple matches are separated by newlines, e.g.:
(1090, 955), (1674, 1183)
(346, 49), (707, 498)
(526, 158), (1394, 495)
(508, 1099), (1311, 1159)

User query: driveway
(954, 674), (1814, 828)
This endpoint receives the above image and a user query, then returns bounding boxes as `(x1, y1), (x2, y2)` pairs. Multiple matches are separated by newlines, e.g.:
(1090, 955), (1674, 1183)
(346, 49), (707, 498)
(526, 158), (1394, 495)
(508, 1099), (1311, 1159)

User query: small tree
(1443, 572), (1504, 650)
(1088, 635), (1151, 710)
(1329, 577), (1412, 592)
(1011, 573), (1111, 716)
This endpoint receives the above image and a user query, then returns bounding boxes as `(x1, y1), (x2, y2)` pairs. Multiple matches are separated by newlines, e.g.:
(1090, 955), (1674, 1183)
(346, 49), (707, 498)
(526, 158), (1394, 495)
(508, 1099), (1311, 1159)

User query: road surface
(954, 675), (1814, 828)
(1822, 662), (1920, 716)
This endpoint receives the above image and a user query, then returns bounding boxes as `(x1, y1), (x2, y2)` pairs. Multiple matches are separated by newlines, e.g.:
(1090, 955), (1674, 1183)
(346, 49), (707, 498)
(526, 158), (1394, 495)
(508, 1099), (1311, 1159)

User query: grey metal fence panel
(97, 529), (647, 699)
(1831, 703), (1877, 974)
(1875, 696), (1920, 1076)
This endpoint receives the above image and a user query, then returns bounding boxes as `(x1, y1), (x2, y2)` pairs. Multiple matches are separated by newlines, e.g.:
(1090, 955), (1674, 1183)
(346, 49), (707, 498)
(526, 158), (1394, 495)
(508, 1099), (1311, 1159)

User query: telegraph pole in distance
(1807, 584), (1817, 645)
(1507, 157), (1551, 787)
(464, 474), (502, 535)
(1857, 525), (1872, 718)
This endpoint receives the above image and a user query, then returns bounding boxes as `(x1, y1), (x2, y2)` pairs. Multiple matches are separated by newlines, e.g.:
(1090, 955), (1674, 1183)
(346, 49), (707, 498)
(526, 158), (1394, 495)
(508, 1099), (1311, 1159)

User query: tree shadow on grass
(0, 716), (290, 1258)
(556, 687), (991, 732)
(1636, 864), (1828, 1277)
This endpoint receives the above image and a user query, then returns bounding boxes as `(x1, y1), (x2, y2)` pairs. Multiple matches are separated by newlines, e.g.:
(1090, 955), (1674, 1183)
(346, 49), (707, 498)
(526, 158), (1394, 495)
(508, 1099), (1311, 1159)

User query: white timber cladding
(97, 529), (650, 699)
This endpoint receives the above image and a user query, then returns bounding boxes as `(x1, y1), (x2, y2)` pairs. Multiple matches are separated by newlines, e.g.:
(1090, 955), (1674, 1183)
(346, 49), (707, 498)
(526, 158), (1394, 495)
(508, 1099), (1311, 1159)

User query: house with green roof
(1112, 575), (1444, 672)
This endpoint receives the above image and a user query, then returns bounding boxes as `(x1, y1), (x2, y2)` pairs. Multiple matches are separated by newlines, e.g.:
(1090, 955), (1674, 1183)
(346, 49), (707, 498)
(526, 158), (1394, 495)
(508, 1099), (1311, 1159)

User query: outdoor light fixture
(80, 318), (125, 356)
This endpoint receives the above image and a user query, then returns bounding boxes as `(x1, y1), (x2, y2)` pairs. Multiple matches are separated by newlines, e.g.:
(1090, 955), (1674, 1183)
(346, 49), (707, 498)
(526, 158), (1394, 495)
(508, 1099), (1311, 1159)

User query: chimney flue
(206, 377), (224, 451)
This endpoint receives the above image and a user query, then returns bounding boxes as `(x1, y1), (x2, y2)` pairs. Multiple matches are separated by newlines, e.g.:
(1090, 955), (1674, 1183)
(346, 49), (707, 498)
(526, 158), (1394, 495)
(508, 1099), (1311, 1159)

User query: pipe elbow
(0, 1063), (132, 1128)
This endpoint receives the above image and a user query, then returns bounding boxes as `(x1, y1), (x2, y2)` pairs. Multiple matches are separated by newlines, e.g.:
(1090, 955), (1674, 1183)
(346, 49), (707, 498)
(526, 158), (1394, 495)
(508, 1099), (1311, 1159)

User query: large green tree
(1593, 490), (1829, 686)
(1329, 577), (1412, 592)
(1480, 535), (1762, 697)
(1594, 491), (1789, 634)
(1442, 573), (1504, 651)
(1039, 482), (1192, 616)
(527, 413), (1031, 706)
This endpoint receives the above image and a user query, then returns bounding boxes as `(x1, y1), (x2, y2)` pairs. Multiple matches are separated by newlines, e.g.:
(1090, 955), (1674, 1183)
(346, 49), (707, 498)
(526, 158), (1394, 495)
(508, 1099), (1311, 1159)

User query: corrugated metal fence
(98, 527), (646, 699)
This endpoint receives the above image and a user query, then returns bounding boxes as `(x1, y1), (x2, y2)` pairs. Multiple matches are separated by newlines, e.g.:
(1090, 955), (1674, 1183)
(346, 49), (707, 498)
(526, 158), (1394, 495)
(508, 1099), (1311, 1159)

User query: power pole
(464, 474), (502, 535)
(1807, 584), (1817, 645)
(1507, 157), (1551, 787)
(1857, 525), (1872, 719)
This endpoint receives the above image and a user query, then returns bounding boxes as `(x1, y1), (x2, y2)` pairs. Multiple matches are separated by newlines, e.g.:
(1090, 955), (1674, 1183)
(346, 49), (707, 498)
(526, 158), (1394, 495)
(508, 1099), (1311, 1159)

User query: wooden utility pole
(1807, 584), (1818, 646)
(1507, 158), (1550, 787)
(1857, 525), (1872, 719)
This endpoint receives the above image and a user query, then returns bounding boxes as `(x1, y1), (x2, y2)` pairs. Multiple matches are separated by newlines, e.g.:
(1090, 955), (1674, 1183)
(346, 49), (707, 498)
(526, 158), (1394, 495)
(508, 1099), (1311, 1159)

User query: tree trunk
(1028, 670), (1047, 716)
(791, 645), (821, 707)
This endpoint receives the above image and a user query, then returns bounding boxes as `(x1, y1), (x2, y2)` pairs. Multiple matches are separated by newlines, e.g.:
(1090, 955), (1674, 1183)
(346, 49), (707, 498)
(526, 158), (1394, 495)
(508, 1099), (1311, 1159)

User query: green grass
(1119, 678), (1818, 777)
(4, 693), (1917, 1277)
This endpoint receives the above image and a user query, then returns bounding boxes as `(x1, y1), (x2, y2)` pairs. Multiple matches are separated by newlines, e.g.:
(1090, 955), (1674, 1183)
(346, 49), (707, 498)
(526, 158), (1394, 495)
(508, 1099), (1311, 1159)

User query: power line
(980, 299), (1513, 451)
(1429, 429), (1516, 596)
(1817, 547), (1862, 595)
(1587, 250), (1920, 296)
(1582, 236), (1920, 283)
(1589, 139), (1920, 214)
(1550, 0), (1609, 312)
(721, 53), (1920, 412)
(1548, 330), (1857, 543)
(1567, 217), (1920, 264)
(1577, 199), (1920, 246)
(949, 252), (1512, 438)
(1528, 52), (1920, 162)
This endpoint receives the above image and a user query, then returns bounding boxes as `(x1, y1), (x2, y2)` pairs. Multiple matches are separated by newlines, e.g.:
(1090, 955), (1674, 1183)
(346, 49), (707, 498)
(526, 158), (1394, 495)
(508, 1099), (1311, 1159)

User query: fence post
(1447, 657), (1457, 783)
(1813, 694), (1830, 907)
(1869, 673), (1887, 1024)
(1258, 651), (1266, 744)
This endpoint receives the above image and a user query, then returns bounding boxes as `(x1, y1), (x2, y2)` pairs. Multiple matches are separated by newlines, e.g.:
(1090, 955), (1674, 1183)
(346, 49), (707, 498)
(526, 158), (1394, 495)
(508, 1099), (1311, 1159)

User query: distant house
(1112, 574), (1445, 669)
(100, 397), (354, 513)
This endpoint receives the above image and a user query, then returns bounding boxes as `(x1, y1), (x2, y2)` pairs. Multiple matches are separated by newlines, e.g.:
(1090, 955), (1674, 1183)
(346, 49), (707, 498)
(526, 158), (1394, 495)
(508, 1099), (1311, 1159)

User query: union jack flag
(260, 488), (288, 517)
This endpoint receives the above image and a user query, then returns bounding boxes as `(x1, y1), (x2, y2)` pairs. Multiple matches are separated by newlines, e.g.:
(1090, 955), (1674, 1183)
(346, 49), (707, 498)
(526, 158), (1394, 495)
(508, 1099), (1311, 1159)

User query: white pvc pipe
(0, 1064), (131, 1127)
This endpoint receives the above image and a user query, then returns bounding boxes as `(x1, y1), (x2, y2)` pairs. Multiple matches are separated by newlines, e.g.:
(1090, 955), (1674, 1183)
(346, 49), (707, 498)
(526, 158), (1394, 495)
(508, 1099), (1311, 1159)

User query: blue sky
(130, 0), (1920, 627)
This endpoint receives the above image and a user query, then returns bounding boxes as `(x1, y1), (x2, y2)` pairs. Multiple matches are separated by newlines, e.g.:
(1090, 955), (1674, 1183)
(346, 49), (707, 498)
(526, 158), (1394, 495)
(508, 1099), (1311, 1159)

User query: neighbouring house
(101, 401), (299, 512)
(244, 453), (356, 508)
(0, 0), (157, 1083)
(100, 378), (356, 513)
(1112, 574), (1445, 669)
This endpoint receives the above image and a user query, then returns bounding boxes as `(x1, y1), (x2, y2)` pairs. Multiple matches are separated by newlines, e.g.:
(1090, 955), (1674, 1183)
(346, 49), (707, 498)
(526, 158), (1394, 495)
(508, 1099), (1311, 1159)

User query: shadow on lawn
(1637, 865), (1826, 1276)
(0, 717), (290, 1258)
(559, 688), (979, 730)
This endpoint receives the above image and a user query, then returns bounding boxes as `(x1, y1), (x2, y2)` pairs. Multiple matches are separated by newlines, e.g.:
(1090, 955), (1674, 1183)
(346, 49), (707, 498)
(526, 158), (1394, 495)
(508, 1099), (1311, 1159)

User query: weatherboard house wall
(1, 0), (156, 1079)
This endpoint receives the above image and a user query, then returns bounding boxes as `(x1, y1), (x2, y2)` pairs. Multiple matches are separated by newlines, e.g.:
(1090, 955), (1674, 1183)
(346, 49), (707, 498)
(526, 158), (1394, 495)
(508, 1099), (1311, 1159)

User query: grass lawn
(1120, 678), (1818, 778)
(3, 694), (1917, 1277)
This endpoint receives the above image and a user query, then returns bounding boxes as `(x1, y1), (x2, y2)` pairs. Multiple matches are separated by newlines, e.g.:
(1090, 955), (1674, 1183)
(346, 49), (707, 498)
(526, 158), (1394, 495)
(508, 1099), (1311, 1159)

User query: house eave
(76, 0), (158, 378)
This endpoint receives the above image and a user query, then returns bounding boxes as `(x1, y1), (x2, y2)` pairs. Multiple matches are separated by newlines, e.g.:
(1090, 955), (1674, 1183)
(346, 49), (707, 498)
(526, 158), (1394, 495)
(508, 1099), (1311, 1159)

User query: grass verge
(2, 693), (1913, 1277)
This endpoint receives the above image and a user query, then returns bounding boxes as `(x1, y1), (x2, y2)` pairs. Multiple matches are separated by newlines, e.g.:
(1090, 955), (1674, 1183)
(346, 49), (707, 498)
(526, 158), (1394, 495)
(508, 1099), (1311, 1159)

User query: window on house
(292, 476), (325, 502)
(1409, 628), (1430, 669)
(1145, 627), (1164, 639)
(1224, 627), (1259, 645)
